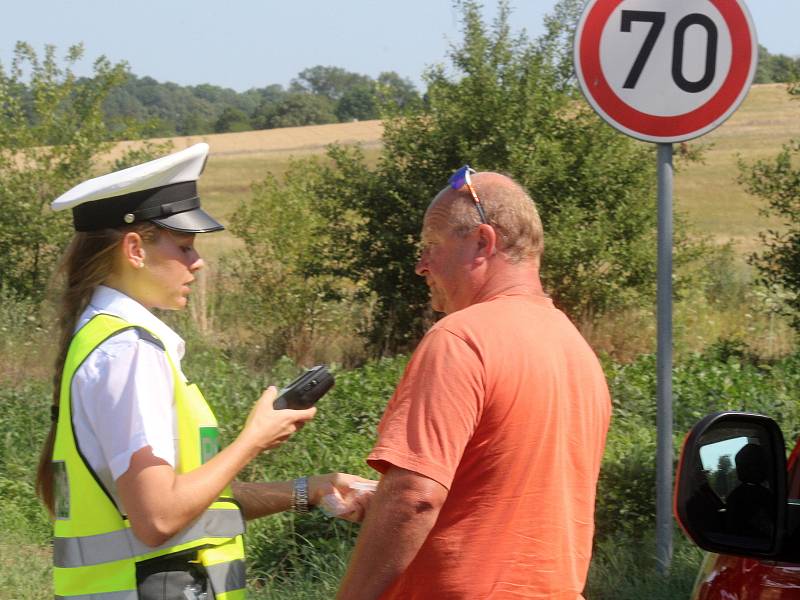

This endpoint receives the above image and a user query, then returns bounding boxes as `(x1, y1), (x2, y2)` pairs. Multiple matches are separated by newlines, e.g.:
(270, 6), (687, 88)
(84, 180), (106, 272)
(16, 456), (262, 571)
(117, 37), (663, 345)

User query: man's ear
(475, 223), (498, 260)
(119, 231), (146, 269)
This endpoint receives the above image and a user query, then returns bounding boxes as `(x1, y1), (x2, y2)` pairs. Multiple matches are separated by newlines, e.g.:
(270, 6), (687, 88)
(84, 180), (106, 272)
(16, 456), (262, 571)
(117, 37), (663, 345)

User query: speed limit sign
(574, 0), (758, 143)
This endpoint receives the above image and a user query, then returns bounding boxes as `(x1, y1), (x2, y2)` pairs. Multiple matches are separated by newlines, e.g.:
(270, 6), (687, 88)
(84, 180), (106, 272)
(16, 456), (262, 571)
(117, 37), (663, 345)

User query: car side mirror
(674, 412), (787, 559)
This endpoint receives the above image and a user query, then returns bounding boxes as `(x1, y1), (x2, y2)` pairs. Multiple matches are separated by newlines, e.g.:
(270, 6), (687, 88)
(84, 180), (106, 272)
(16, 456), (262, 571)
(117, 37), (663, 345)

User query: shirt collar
(83, 285), (187, 370)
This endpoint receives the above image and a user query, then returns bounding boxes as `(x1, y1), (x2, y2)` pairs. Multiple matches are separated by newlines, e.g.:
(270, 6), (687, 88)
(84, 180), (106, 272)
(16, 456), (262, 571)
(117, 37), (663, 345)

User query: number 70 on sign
(574, 0), (757, 143)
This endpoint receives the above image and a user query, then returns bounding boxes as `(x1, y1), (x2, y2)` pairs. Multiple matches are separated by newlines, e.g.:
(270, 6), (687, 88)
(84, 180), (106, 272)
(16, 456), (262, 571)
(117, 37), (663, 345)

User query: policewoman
(37, 144), (365, 599)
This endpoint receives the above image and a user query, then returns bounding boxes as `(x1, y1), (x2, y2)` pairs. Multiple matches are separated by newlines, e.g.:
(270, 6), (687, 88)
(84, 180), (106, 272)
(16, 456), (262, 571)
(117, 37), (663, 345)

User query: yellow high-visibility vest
(52, 313), (246, 599)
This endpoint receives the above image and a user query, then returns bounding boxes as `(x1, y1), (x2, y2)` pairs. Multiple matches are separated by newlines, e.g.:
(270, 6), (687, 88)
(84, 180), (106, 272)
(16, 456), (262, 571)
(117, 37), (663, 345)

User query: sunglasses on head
(449, 165), (488, 225)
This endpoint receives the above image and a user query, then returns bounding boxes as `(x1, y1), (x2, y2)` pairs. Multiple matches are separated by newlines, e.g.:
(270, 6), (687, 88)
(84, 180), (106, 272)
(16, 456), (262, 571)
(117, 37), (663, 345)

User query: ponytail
(36, 224), (158, 515)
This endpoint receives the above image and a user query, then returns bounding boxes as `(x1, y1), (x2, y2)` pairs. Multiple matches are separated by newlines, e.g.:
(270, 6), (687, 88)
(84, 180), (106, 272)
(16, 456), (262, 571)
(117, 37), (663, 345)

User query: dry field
(105, 120), (382, 260)
(673, 83), (800, 251)
(104, 84), (799, 263)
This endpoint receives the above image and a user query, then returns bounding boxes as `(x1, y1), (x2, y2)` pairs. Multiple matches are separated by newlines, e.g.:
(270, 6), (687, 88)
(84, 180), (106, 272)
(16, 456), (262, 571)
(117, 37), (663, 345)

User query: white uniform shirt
(71, 285), (186, 508)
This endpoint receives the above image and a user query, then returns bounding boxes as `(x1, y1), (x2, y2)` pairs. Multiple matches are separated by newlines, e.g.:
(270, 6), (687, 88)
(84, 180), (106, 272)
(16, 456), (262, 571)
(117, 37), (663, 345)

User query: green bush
(0, 43), (169, 302)
(7, 336), (800, 595)
(225, 158), (373, 367)
(741, 138), (800, 331)
(0, 379), (51, 543)
(596, 348), (800, 543)
(231, 1), (698, 355)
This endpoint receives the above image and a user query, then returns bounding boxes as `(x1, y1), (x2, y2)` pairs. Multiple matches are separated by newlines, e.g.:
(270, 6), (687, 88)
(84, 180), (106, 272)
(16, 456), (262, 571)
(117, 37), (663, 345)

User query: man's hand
(309, 473), (377, 522)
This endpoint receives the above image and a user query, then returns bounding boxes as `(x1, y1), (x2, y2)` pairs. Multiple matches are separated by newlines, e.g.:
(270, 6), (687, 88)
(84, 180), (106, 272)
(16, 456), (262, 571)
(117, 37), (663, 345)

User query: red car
(674, 412), (800, 599)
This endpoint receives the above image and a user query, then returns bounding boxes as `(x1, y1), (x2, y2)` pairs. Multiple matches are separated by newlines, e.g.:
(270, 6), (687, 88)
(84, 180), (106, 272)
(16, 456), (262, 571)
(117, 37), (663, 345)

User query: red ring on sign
(578, 0), (754, 138)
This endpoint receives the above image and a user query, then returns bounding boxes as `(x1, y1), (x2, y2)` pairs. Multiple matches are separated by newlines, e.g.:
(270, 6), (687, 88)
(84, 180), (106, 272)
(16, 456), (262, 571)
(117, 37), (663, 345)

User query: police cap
(51, 143), (223, 233)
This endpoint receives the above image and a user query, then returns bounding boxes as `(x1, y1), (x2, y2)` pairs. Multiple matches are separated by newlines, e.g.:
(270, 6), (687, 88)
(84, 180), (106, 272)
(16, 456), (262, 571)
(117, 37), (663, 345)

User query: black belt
(136, 550), (201, 580)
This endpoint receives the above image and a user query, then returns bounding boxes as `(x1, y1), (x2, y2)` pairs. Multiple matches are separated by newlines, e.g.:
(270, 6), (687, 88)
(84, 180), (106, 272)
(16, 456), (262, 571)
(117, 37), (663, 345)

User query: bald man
(337, 170), (611, 600)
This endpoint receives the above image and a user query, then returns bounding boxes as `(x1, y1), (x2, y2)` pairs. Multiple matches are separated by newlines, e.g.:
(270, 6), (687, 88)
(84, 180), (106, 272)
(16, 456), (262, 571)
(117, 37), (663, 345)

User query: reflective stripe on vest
(54, 508), (245, 568)
(207, 559), (247, 596)
(55, 592), (138, 600)
(52, 314), (246, 598)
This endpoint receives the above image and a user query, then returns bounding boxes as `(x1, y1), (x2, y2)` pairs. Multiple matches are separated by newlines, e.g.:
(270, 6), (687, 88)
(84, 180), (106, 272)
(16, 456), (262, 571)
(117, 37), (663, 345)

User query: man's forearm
(337, 470), (446, 600)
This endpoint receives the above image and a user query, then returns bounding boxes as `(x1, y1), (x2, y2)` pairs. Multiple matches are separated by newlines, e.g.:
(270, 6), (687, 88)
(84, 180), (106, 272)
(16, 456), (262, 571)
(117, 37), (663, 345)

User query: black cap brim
(152, 207), (224, 233)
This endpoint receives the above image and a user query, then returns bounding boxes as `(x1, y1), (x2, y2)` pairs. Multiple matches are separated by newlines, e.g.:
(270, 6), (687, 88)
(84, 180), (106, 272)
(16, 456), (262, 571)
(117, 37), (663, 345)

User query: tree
(226, 159), (370, 365)
(214, 106), (251, 133)
(290, 65), (373, 102)
(0, 43), (171, 301)
(375, 71), (422, 111)
(0, 43), (123, 299)
(335, 84), (378, 121)
(741, 138), (800, 330)
(755, 45), (800, 84)
(252, 92), (336, 129)
(232, 0), (695, 354)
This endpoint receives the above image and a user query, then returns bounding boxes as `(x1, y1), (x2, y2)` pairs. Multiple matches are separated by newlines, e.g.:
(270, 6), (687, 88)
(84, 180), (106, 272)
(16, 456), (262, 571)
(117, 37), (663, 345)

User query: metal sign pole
(656, 142), (674, 573)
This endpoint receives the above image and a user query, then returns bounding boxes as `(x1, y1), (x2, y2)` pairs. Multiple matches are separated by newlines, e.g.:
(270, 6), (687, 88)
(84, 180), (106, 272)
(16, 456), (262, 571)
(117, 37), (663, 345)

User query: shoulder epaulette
(132, 326), (165, 350)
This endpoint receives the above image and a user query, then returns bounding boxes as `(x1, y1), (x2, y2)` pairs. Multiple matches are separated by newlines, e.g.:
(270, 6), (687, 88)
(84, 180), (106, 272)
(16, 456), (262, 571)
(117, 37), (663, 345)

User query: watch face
(53, 460), (70, 520)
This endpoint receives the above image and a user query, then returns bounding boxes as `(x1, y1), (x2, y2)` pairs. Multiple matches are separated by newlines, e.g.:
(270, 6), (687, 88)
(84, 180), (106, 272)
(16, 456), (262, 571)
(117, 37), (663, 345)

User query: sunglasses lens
(449, 166), (469, 190)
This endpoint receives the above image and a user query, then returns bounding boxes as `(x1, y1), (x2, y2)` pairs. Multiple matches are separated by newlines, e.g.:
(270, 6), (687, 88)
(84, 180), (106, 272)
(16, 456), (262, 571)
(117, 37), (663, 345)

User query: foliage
(596, 348), (800, 540)
(225, 158), (373, 366)
(290, 66), (374, 102)
(251, 92), (337, 130)
(99, 66), (422, 135)
(253, 0), (695, 353)
(740, 138), (800, 331)
(214, 106), (252, 133)
(335, 84), (378, 122)
(8, 57), (421, 136)
(585, 530), (703, 600)
(0, 378), (52, 545)
(9, 336), (800, 595)
(755, 45), (800, 85)
(103, 73), (263, 136)
(0, 43), (120, 300)
(180, 350), (407, 580)
(0, 43), (179, 304)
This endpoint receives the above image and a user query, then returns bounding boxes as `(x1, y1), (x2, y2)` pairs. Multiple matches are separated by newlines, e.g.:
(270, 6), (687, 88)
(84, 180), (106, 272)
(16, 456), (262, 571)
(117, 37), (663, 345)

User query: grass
(585, 531), (704, 600)
(0, 538), (51, 600)
(7, 331), (800, 598)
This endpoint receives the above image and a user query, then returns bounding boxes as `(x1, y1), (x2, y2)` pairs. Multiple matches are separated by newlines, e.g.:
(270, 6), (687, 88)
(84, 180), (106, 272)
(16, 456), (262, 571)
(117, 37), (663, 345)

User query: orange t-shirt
(368, 293), (611, 599)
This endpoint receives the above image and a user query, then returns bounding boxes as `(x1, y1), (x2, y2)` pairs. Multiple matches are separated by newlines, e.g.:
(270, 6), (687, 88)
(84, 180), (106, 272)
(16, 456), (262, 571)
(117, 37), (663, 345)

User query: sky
(0, 1), (797, 93)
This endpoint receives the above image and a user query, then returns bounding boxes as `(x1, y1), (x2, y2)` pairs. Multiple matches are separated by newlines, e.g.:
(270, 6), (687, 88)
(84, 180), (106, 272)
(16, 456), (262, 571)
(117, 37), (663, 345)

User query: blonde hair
(37, 223), (159, 515)
(447, 173), (544, 264)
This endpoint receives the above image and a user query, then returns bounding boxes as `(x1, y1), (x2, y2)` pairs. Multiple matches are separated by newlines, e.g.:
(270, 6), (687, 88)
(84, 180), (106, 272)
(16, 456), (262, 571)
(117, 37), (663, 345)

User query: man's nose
(414, 255), (428, 277)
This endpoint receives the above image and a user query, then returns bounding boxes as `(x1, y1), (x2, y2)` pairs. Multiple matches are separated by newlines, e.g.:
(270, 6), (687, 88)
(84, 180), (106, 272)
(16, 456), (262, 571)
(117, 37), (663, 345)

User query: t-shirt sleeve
(73, 335), (176, 480)
(368, 327), (484, 489)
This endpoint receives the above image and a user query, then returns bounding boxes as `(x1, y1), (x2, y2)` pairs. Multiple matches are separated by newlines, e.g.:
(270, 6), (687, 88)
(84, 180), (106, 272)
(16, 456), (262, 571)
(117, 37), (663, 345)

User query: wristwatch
(292, 476), (309, 514)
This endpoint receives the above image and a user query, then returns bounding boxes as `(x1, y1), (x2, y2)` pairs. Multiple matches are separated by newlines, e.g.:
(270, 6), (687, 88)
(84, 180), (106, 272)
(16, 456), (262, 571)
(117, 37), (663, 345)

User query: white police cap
(51, 143), (223, 233)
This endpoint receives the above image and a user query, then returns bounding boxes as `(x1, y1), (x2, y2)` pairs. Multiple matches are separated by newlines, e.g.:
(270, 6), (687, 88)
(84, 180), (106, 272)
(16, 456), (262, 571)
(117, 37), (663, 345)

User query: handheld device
(273, 365), (334, 410)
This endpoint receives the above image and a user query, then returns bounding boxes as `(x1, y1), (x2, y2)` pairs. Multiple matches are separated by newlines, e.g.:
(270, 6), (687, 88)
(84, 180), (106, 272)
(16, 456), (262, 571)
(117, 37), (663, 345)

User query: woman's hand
(240, 386), (316, 454)
(309, 473), (378, 523)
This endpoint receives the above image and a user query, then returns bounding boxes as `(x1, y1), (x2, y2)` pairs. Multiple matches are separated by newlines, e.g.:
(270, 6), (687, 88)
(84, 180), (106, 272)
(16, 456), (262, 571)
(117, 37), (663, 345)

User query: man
(337, 168), (611, 599)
